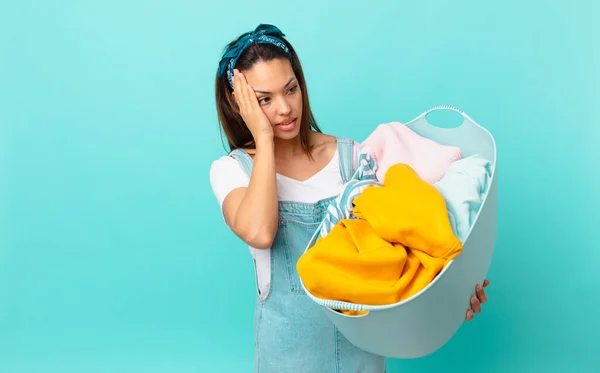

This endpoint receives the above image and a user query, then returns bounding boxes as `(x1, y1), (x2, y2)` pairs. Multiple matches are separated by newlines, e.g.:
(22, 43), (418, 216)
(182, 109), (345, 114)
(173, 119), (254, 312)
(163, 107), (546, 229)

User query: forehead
(243, 58), (295, 91)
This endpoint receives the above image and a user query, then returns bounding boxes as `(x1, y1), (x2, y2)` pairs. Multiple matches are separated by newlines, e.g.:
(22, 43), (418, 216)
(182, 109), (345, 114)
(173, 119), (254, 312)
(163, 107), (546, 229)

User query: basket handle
(423, 105), (467, 117)
(416, 105), (479, 130)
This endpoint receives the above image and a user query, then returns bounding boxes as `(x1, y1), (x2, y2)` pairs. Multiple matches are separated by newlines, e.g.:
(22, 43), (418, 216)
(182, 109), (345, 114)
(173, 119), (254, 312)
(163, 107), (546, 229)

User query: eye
(288, 85), (298, 94)
(258, 97), (271, 105)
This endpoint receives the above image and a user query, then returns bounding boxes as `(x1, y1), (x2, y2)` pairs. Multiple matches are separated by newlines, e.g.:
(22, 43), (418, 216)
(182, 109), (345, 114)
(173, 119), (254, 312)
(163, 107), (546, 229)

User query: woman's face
(241, 58), (303, 141)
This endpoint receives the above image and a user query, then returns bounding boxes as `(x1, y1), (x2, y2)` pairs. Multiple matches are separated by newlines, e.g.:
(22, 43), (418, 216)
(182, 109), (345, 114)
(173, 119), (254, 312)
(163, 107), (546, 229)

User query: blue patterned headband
(217, 24), (291, 89)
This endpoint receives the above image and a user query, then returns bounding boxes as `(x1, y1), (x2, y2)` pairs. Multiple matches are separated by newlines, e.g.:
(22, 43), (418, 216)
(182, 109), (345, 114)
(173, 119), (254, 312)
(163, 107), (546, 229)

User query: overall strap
(229, 148), (254, 178)
(336, 137), (355, 183)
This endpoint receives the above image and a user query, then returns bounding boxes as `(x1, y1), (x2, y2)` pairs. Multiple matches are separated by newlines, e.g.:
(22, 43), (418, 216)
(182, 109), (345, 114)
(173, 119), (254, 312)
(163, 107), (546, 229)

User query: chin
(274, 129), (301, 141)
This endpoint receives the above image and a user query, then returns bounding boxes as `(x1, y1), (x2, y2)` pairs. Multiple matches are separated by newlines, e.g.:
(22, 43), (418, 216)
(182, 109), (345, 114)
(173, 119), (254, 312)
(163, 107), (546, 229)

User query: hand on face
(232, 69), (274, 143)
(232, 59), (303, 143)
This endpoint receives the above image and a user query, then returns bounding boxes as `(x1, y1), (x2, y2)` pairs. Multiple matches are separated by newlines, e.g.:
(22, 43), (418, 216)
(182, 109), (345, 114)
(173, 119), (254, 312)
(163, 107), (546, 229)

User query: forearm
(233, 137), (278, 248)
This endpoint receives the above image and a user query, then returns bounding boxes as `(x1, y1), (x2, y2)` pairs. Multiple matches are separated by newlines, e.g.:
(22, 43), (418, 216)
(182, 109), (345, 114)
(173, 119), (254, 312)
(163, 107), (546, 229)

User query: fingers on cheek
(237, 88), (246, 109)
(232, 93), (240, 110)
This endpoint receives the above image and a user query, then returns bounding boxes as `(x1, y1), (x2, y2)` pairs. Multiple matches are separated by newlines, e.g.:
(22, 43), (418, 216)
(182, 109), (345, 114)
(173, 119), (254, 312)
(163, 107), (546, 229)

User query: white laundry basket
(300, 106), (498, 359)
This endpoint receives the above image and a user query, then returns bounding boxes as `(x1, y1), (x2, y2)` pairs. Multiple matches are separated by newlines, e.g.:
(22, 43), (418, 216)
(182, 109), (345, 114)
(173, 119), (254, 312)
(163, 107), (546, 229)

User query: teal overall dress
(229, 137), (387, 373)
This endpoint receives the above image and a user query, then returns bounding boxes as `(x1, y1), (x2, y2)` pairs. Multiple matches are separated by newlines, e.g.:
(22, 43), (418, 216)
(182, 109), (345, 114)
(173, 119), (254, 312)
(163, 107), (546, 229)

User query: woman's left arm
(466, 279), (490, 321)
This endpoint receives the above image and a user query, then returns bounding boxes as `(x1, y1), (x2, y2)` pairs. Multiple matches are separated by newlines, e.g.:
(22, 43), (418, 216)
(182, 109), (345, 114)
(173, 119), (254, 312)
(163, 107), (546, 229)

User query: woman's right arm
(221, 137), (278, 249)
(219, 69), (279, 249)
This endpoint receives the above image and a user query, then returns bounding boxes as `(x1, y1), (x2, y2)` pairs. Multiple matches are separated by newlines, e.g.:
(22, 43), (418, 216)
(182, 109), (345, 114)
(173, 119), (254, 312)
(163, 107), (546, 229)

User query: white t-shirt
(209, 142), (360, 299)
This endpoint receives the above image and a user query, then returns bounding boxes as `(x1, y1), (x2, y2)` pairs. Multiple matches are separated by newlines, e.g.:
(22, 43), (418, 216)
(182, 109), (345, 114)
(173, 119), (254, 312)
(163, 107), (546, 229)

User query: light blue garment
(317, 152), (380, 238)
(230, 138), (386, 373)
(433, 154), (493, 242)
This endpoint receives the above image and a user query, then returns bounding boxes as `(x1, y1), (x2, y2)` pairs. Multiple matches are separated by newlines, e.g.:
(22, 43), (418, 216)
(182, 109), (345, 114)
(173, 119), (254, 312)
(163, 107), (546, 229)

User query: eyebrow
(254, 77), (296, 94)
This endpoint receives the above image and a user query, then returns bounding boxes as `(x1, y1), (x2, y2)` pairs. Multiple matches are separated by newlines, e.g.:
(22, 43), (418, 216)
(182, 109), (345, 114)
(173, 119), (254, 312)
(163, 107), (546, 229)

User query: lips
(277, 118), (296, 126)
(275, 118), (297, 132)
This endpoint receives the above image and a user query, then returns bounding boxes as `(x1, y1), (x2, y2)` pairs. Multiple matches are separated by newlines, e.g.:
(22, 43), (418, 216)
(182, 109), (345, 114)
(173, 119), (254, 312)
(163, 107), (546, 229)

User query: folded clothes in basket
(361, 121), (462, 183)
(297, 162), (463, 309)
(435, 155), (493, 242)
(297, 123), (493, 313)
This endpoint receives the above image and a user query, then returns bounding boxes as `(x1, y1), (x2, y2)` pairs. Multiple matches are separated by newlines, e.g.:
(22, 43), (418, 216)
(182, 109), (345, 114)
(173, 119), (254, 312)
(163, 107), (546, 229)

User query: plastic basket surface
(300, 106), (498, 359)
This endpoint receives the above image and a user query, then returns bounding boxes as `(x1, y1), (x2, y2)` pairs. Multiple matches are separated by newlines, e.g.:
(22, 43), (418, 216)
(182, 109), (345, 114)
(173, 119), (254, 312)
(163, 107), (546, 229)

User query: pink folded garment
(360, 122), (463, 184)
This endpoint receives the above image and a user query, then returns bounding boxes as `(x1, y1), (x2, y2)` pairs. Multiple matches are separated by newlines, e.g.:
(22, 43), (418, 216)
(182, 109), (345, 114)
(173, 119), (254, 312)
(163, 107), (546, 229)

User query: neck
(273, 132), (310, 161)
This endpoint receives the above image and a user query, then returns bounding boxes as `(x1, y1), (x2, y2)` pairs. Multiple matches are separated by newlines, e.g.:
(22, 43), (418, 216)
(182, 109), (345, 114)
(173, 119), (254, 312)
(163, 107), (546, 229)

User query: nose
(277, 96), (292, 116)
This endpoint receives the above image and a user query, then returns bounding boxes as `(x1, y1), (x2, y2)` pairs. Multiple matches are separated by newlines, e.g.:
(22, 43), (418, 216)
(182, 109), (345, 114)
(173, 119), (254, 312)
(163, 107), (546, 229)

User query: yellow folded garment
(297, 163), (462, 310)
(353, 163), (462, 260)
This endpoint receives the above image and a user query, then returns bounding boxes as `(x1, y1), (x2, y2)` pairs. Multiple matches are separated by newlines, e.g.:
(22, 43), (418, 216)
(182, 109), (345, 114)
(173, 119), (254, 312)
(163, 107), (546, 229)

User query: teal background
(2, 0), (599, 372)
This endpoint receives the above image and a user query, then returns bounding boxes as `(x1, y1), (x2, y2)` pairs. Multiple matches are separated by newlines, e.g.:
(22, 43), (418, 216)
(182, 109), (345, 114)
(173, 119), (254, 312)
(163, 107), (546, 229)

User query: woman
(209, 23), (490, 373)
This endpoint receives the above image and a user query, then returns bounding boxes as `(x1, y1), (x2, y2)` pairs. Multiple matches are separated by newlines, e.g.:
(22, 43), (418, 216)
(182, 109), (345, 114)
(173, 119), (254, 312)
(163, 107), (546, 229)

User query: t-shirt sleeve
(209, 156), (250, 208)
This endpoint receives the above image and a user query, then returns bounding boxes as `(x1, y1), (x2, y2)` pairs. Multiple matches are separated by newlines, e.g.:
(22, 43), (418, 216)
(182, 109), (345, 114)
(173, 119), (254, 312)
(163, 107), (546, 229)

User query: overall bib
(230, 137), (386, 373)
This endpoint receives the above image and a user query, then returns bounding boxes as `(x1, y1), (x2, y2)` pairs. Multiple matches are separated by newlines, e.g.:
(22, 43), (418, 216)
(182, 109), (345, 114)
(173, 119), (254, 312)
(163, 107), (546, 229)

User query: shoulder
(309, 132), (341, 161)
(209, 155), (249, 206)
(311, 132), (361, 165)
(209, 155), (244, 178)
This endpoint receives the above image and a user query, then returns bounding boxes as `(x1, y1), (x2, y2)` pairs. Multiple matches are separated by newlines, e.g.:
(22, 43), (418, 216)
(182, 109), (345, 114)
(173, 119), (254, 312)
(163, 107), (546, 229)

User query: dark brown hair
(215, 31), (322, 154)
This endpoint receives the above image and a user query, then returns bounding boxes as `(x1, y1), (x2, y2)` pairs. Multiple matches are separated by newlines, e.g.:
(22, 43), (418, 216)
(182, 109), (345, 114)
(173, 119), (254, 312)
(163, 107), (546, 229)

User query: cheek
(293, 92), (303, 113)
(261, 106), (278, 124)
